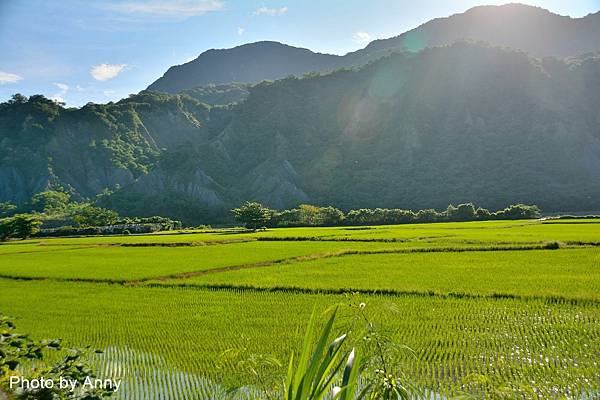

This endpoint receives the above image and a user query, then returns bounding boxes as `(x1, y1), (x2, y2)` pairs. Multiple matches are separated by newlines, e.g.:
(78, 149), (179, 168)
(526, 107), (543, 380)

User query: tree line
(0, 190), (181, 241)
(0, 189), (542, 240)
(231, 202), (542, 230)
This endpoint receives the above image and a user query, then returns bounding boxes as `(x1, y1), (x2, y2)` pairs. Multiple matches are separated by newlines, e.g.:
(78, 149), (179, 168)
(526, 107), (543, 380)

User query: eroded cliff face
(131, 167), (226, 207)
(242, 159), (310, 209)
(0, 166), (53, 204)
(0, 91), (222, 204)
(192, 44), (600, 213)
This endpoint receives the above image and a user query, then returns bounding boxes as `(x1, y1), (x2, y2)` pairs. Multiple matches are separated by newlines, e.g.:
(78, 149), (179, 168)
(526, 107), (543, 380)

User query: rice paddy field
(0, 219), (599, 399)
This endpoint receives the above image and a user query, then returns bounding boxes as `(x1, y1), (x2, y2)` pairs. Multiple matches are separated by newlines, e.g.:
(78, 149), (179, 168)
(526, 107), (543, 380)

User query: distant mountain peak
(465, 3), (554, 14)
(584, 10), (600, 19)
(461, 3), (594, 21)
(147, 41), (342, 93)
(360, 2), (600, 57)
(148, 3), (600, 93)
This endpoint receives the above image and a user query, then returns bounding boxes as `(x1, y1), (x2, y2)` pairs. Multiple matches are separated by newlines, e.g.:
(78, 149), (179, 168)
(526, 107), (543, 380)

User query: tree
(297, 204), (323, 226)
(454, 203), (478, 221)
(415, 209), (440, 223)
(0, 220), (12, 241)
(345, 209), (375, 225)
(29, 190), (70, 213)
(319, 206), (344, 226)
(231, 202), (272, 230)
(445, 204), (458, 221)
(270, 209), (301, 227)
(10, 215), (42, 239)
(8, 93), (27, 104)
(495, 204), (541, 220)
(476, 207), (492, 220)
(0, 214), (41, 241)
(73, 205), (119, 227)
(0, 202), (16, 217)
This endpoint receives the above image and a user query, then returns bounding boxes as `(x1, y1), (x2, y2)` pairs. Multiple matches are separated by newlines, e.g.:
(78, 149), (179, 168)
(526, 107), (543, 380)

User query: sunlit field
(4, 0), (600, 398)
(171, 248), (600, 300)
(1, 219), (599, 398)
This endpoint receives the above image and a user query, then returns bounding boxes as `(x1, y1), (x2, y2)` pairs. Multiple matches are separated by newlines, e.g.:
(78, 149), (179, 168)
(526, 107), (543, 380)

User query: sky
(1, 0), (599, 107)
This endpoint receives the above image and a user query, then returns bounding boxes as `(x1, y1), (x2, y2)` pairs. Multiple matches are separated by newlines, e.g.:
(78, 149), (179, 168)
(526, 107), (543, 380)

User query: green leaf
(339, 348), (361, 400)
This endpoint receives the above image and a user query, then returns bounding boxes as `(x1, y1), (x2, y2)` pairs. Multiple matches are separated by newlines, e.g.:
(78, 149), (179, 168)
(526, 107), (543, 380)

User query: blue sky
(1, 0), (599, 106)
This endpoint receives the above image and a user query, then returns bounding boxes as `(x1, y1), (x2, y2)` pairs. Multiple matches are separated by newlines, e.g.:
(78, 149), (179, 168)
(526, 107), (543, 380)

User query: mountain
(181, 83), (250, 105)
(148, 4), (600, 94)
(0, 89), (234, 204)
(148, 41), (344, 94)
(4, 42), (598, 223)
(360, 4), (600, 58)
(168, 43), (600, 215)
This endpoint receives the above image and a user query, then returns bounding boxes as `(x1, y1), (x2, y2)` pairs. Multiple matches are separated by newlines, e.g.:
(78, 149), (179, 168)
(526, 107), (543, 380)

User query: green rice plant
(285, 304), (420, 400)
(2, 279), (600, 399)
(284, 307), (361, 400)
(1, 219), (599, 399)
(0, 241), (418, 281)
(171, 248), (600, 302)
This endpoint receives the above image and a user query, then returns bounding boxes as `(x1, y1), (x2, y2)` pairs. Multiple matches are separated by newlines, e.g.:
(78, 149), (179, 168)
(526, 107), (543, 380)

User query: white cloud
(0, 71), (24, 85)
(55, 83), (69, 92)
(353, 31), (372, 45)
(103, 90), (116, 96)
(253, 6), (288, 16)
(52, 82), (69, 102)
(108, 0), (224, 19)
(237, 26), (245, 35)
(90, 64), (128, 81)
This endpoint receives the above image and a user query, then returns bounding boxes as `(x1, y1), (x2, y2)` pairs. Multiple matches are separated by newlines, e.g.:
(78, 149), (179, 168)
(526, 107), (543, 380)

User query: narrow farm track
(255, 235), (455, 242)
(117, 238), (257, 247)
(0, 241), (563, 285)
(141, 241), (564, 281)
(3, 241), (596, 306)
(0, 245), (100, 256)
(142, 280), (600, 305)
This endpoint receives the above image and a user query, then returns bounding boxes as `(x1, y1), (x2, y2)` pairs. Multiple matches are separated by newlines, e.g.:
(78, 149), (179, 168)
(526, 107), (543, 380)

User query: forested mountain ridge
(3, 43), (599, 223)
(148, 3), (600, 94)
(0, 89), (236, 205)
(147, 41), (344, 94)
(194, 43), (600, 214)
(359, 4), (600, 58)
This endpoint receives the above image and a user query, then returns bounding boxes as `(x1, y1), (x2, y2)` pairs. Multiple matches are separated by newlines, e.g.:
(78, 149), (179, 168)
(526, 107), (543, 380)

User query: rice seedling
(1, 279), (598, 399)
(1, 219), (598, 398)
(166, 248), (600, 301)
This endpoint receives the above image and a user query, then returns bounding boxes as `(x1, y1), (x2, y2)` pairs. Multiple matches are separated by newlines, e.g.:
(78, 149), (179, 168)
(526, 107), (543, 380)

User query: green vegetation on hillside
(147, 4), (600, 93)
(2, 43), (600, 223)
